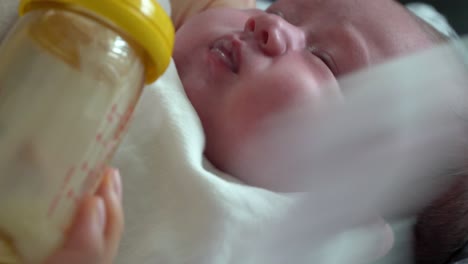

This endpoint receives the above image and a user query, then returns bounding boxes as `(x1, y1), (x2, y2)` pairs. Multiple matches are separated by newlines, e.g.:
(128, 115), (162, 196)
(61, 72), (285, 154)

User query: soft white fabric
(158, 0), (172, 14)
(256, 0), (271, 10)
(113, 59), (398, 264)
(407, 2), (459, 39)
(110, 4), (294, 264)
(0, 0), (17, 41)
(112, 59), (297, 264)
(111, 3), (390, 264)
(111, 2), (391, 260)
(0, 1), (447, 263)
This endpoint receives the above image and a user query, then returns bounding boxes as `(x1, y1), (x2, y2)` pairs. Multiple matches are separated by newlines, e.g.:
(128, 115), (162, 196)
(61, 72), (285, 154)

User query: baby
(173, 0), (466, 263)
(51, 0), (467, 263)
(0, 0), (463, 263)
(174, 0), (449, 190)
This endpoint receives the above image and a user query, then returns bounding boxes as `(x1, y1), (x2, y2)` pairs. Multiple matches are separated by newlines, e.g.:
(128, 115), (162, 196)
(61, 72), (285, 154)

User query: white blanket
(0, 0), (17, 41)
(112, 60), (296, 264)
(0, 1), (402, 263)
(112, 58), (397, 264)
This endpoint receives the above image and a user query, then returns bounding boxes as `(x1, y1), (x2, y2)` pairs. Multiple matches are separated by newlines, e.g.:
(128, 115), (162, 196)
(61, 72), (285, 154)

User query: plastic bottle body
(0, 8), (145, 263)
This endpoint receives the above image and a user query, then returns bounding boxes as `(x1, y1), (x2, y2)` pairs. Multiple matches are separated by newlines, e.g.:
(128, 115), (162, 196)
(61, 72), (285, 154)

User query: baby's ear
(171, 0), (256, 30)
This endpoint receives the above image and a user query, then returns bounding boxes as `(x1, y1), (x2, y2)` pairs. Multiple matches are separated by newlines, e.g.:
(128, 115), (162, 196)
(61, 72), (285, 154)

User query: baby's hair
(403, 4), (467, 263)
(413, 171), (468, 264)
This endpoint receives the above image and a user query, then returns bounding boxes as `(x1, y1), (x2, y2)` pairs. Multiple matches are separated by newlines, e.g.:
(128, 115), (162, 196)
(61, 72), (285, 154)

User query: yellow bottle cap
(19, 0), (175, 84)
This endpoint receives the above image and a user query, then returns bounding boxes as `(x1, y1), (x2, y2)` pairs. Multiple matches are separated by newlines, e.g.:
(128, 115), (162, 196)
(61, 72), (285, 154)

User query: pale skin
(173, 0), (441, 261)
(174, 0), (436, 187)
(43, 0), (253, 263)
(44, 168), (123, 264)
(45, 0), (440, 262)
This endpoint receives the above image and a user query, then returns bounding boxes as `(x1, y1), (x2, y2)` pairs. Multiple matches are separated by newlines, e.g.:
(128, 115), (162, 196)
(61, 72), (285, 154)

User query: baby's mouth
(210, 37), (240, 73)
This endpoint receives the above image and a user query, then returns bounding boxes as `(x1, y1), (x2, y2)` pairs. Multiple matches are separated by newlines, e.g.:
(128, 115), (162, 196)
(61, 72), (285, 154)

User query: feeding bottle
(0, 0), (174, 262)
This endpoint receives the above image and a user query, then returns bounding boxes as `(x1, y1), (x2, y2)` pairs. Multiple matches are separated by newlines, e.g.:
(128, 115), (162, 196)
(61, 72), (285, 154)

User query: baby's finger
(46, 196), (106, 264)
(65, 196), (105, 251)
(96, 168), (124, 258)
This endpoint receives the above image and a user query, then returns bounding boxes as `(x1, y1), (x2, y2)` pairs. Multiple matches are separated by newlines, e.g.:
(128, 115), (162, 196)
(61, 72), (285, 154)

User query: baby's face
(173, 0), (434, 180)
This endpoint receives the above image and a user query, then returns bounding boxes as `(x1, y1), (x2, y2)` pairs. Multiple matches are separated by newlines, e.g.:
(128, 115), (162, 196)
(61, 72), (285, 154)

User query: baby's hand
(45, 168), (123, 264)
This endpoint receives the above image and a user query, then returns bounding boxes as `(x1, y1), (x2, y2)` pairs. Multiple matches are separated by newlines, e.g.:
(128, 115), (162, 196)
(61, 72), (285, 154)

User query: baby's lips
(211, 35), (243, 73)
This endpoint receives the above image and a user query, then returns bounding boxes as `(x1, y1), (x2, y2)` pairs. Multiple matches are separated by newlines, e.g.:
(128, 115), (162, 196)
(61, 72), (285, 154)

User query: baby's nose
(244, 14), (302, 56)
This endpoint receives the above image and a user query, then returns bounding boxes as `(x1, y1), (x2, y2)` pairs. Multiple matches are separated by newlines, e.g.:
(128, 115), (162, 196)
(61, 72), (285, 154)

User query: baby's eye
(307, 46), (338, 75)
(267, 9), (285, 19)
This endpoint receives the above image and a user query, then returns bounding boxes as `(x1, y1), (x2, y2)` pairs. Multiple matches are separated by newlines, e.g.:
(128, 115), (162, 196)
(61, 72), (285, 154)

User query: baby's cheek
(265, 71), (339, 112)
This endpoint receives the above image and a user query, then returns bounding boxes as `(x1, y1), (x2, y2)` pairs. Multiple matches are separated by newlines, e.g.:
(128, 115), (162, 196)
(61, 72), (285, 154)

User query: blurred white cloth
(111, 2), (392, 263)
(407, 2), (459, 39)
(0, 0), (17, 40)
(112, 59), (297, 264)
(256, 0), (271, 10)
(112, 58), (402, 264)
(1, 1), (457, 263)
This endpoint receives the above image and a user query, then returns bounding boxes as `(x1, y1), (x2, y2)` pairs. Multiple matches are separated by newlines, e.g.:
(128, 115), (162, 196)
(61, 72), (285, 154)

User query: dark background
(266, 0), (467, 35)
(398, 0), (467, 35)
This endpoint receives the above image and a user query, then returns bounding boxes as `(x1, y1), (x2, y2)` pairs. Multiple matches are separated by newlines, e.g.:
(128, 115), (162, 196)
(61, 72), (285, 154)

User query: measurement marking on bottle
(0, 124), (4, 139)
(67, 189), (74, 199)
(88, 169), (98, 183)
(112, 106), (134, 141)
(49, 103), (135, 219)
(81, 162), (89, 172)
(47, 195), (61, 218)
(64, 167), (76, 186)
(111, 104), (124, 118)
(47, 166), (77, 218)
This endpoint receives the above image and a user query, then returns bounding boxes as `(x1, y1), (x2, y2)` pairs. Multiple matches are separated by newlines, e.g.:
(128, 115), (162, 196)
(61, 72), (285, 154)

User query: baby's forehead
(261, 0), (367, 25)
(259, 0), (455, 40)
